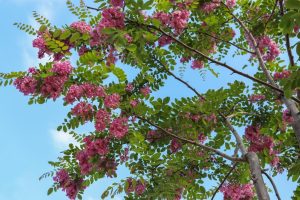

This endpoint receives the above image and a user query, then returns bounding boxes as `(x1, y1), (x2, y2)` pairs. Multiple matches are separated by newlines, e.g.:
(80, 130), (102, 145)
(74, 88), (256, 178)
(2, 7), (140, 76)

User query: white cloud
(50, 130), (79, 150)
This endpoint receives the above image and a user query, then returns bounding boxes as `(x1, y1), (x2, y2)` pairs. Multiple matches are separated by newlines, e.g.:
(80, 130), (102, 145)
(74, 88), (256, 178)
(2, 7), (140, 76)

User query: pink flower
(140, 86), (151, 96)
(125, 178), (135, 193)
(130, 99), (139, 107)
(274, 70), (291, 80)
(147, 130), (161, 142)
(180, 56), (191, 63)
(32, 36), (49, 59)
(110, 0), (124, 7)
(78, 45), (89, 56)
(94, 138), (110, 155)
(170, 139), (182, 153)
(70, 21), (92, 34)
(158, 35), (173, 47)
(170, 10), (189, 34)
(135, 181), (146, 195)
(220, 183), (254, 200)
(97, 7), (125, 33)
(104, 93), (121, 108)
(226, 0), (236, 8)
(95, 109), (110, 132)
(201, 0), (221, 13)
(28, 67), (38, 74)
(283, 109), (294, 124)
(71, 102), (94, 120)
(40, 75), (68, 100)
(109, 117), (129, 139)
(249, 94), (265, 103)
(81, 83), (106, 98)
(191, 114), (201, 122)
(52, 61), (73, 76)
(64, 85), (84, 104)
(191, 60), (204, 69)
(198, 133), (207, 144)
(153, 12), (170, 27)
(257, 36), (280, 61)
(124, 34), (133, 43)
(54, 169), (84, 199)
(76, 150), (93, 175)
(126, 83), (134, 92)
(14, 76), (37, 95)
(120, 147), (129, 162)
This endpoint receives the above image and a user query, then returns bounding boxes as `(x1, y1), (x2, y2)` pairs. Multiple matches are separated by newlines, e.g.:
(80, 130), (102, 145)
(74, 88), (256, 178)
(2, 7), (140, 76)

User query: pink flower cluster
(201, 0), (221, 13)
(64, 83), (106, 104)
(109, 117), (129, 139)
(71, 102), (94, 121)
(249, 94), (265, 103)
(147, 130), (162, 142)
(274, 70), (291, 80)
(52, 61), (73, 76)
(120, 147), (129, 163)
(198, 133), (207, 144)
(53, 169), (84, 200)
(257, 36), (280, 61)
(170, 139), (182, 153)
(140, 86), (151, 96)
(76, 136), (110, 175)
(226, 0), (236, 8)
(98, 7), (125, 32)
(170, 10), (190, 34)
(32, 36), (50, 59)
(110, 0), (124, 7)
(220, 183), (254, 200)
(191, 60), (204, 69)
(70, 21), (92, 34)
(153, 10), (189, 34)
(14, 76), (37, 95)
(40, 75), (68, 100)
(180, 56), (191, 63)
(125, 178), (146, 195)
(158, 35), (173, 47)
(104, 93), (121, 108)
(245, 126), (274, 153)
(95, 109), (110, 132)
(126, 83), (134, 92)
(245, 125), (279, 166)
(283, 109), (294, 124)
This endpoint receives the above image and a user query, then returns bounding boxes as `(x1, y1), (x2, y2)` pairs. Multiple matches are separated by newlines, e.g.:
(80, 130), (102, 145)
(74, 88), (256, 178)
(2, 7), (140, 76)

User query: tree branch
(199, 31), (255, 54)
(279, 0), (295, 67)
(126, 19), (300, 104)
(136, 115), (245, 162)
(262, 170), (282, 200)
(211, 162), (238, 200)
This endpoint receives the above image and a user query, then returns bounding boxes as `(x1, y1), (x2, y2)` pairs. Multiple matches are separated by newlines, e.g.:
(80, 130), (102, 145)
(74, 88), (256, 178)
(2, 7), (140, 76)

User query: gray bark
(246, 152), (270, 200)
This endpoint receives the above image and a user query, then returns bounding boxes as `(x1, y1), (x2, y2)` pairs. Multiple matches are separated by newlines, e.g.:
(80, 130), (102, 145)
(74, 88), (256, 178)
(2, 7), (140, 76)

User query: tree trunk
(282, 98), (300, 146)
(246, 152), (270, 200)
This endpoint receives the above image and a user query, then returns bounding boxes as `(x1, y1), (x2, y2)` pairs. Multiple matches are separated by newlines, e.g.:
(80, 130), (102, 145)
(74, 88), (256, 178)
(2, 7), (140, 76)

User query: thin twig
(262, 170), (282, 200)
(199, 31), (254, 54)
(136, 115), (245, 162)
(211, 163), (238, 200)
(279, 0), (295, 67)
(264, 0), (279, 31)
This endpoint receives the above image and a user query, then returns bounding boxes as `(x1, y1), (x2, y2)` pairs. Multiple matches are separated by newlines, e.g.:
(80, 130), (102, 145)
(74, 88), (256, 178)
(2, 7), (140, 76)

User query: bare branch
(211, 162), (238, 200)
(279, 0), (295, 67)
(262, 170), (282, 200)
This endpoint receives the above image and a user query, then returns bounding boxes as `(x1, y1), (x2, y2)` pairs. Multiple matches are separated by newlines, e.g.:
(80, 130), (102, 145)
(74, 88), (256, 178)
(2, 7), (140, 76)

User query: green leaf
(127, 44), (137, 52)
(47, 188), (53, 195)
(286, 0), (300, 9)
(60, 30), (71, 40)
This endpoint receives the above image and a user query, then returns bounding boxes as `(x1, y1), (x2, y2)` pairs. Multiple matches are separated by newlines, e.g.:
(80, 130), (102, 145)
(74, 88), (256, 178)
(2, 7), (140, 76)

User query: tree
(1, 0), (300, 199)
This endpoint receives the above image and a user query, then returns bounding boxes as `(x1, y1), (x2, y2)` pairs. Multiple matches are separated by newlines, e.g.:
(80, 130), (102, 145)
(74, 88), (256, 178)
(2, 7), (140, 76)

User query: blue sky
(0, 0), (296, 199)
